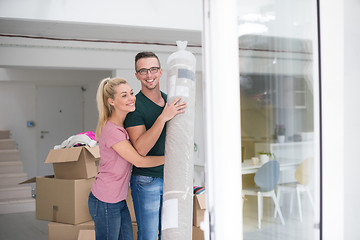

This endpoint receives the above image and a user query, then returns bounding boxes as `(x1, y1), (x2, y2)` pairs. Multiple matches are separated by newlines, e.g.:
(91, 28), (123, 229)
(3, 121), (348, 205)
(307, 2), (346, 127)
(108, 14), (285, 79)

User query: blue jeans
(130, 175), (163, 240)
(88, 192), (133, 240)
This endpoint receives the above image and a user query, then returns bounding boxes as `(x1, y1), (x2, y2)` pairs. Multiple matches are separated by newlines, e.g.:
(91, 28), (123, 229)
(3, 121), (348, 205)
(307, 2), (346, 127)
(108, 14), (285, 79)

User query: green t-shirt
(124, 91), (167, 178)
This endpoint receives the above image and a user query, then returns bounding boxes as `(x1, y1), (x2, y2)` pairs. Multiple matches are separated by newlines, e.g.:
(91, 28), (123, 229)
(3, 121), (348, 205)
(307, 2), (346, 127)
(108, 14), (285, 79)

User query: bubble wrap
(162, 41), (196, 240)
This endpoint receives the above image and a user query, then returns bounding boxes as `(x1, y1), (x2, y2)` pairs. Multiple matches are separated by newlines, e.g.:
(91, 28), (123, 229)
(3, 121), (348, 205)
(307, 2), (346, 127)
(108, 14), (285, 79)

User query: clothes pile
(53, 131), (97, 149)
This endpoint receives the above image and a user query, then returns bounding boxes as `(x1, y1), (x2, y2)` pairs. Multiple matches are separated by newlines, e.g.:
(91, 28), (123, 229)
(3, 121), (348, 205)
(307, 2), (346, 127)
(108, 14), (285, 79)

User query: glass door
(237, 0), (320, 239)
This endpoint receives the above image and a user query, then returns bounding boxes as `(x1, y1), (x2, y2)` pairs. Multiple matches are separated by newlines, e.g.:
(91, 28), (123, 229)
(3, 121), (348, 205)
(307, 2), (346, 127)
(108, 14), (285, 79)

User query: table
(242, 159), (300, 175)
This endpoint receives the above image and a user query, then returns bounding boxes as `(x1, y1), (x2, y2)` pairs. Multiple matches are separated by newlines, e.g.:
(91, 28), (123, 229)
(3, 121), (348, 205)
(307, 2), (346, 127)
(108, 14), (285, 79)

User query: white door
(37, 86), (84, 176)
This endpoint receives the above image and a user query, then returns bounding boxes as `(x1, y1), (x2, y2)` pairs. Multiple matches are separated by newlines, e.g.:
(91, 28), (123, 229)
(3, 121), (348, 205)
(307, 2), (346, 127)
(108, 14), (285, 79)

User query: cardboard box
(77, 229), (95, 240)
(22, 176), (94, 224)
(45, 145), (100, 179)
(126, 188), (136, 222)
(48, 221), (94, 240)
(193, 226), (205, 240)
(193, 193), (207, 227)
(132, 222), (138, 240)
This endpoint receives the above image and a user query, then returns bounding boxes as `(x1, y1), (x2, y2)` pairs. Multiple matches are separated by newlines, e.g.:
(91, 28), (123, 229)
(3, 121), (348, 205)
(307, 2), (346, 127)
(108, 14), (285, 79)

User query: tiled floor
(242, 195), (319, 240)
(0, 211), (48, 240)
(0, 195), (318, 240)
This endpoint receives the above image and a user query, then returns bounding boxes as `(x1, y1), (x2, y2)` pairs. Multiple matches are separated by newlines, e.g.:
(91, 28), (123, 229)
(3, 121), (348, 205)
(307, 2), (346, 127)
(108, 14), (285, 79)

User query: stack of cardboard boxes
(21, 145), (100, 240)
(193, 193), (206, 240)
(21, 144), (207, 239)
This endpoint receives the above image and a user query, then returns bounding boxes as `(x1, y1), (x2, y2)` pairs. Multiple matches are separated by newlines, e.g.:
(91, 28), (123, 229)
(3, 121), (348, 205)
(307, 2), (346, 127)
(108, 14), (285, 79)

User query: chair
(242, 160), (285, 229)
(274, 157), (315, 222)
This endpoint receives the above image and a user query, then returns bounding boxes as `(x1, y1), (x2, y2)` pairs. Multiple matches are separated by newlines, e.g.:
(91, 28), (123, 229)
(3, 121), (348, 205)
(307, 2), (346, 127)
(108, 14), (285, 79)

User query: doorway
(36, 86), (84, 176)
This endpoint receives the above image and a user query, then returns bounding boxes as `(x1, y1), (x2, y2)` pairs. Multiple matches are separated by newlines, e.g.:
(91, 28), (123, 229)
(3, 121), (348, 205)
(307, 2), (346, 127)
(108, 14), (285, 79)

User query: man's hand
(159, 97), (187, 122)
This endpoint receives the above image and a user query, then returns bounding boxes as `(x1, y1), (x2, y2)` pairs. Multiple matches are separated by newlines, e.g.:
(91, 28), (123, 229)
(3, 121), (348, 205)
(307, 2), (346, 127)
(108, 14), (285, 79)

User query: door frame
(36, 84), (84, 176)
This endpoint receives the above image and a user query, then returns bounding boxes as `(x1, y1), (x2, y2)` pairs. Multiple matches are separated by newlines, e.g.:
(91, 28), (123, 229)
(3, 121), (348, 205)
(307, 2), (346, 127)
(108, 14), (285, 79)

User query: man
(124, 52), (186, 240)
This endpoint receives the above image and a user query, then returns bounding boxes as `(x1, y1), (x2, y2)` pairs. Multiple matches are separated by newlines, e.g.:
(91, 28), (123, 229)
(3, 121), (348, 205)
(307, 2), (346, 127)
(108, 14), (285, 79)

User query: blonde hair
(95, 77), (128, 139)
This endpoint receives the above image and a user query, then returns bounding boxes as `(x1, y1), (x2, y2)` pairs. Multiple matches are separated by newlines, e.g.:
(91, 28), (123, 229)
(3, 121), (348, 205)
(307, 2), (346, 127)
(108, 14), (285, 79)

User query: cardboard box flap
(84, 145), (100, 158)
(19, 177), (36, 184)
(44, 147), (83, 163)
(195, 194), (207, 209)
(19, 175), (54, 184)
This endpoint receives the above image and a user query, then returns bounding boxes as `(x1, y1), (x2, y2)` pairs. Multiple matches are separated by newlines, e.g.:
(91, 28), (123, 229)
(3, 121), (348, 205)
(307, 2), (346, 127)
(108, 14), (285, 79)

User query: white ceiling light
(238, 22), (268, 36)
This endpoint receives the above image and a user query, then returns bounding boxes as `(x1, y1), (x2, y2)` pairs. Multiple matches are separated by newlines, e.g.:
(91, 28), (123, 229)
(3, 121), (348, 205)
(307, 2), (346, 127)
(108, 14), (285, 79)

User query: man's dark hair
(135, 52), (161, 71)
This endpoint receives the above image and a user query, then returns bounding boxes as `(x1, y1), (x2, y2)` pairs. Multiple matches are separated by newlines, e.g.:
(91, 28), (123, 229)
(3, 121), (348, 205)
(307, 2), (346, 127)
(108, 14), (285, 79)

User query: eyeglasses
(136, 67), (160, 75)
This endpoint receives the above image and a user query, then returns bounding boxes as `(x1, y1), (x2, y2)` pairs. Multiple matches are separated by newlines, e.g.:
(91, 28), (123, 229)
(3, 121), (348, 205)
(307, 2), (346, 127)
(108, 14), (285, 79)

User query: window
(237, 1), (320, 239)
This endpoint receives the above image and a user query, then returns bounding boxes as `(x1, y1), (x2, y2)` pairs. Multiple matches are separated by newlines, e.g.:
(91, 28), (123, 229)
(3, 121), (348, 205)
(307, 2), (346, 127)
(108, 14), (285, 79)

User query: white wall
(0, 0), (204, 180)
(0, 42), (204, 180)
(344, 0), (360, 239)
(321, 0), (360, 239)
(0, 69), (110, 177)
(0, 82), (37, 178)
(320, 0), (344, 239)
(0, 0), (202, 31)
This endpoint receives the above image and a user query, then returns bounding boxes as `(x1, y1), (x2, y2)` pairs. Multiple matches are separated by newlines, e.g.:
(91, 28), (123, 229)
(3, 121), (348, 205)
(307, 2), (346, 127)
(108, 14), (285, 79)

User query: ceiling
(0, 18), (203, 47)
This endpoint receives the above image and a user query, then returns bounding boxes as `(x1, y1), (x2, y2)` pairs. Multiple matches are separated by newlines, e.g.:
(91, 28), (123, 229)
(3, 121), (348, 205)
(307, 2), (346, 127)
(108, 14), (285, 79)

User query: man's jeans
(88, 192), (133, 240)
(130, 175), (163, 240)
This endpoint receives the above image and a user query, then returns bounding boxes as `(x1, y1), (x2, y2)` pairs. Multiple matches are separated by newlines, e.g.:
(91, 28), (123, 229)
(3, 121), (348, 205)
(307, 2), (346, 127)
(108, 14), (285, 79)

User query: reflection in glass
(238, 1), (319, 239)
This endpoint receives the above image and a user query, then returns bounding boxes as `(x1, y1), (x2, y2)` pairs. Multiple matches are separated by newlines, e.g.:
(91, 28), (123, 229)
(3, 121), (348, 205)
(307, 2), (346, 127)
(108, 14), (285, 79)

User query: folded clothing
(193, 186), (205, 195)
(77, 131), (96, 141)
(54, 131), (97, 149)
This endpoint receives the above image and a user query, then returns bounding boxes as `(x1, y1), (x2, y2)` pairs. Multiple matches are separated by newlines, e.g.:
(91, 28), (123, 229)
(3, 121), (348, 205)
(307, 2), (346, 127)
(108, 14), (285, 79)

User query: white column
(320, 0), (344, 239)
(202, 0), (243, 239)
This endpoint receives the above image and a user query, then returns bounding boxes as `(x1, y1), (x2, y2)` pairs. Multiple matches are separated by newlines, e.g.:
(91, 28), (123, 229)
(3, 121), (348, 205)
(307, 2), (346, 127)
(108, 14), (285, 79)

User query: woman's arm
(112, 140), (164, 167)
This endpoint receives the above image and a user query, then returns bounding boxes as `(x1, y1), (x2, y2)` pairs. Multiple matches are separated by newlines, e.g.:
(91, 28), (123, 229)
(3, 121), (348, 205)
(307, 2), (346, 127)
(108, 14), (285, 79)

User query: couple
(88, 52), (187, 240)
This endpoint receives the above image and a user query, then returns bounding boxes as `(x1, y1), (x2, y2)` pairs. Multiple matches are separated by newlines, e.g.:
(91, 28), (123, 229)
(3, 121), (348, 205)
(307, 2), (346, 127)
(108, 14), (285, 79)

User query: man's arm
(126, 97), (186, 156)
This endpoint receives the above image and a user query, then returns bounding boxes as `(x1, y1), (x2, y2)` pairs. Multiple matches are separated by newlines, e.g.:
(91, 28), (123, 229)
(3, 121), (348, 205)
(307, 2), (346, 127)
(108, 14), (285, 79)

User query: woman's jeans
(88, 192), (133, 240)
(130, 175), (163, 240)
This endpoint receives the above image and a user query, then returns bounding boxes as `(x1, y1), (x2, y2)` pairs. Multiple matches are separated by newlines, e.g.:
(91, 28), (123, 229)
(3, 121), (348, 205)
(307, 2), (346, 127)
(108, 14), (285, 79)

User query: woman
(88, 77), (165, 240)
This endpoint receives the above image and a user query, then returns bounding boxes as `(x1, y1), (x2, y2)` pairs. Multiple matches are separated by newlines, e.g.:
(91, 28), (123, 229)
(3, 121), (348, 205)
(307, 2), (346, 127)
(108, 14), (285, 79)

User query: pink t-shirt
(91, 121), (132, 203)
